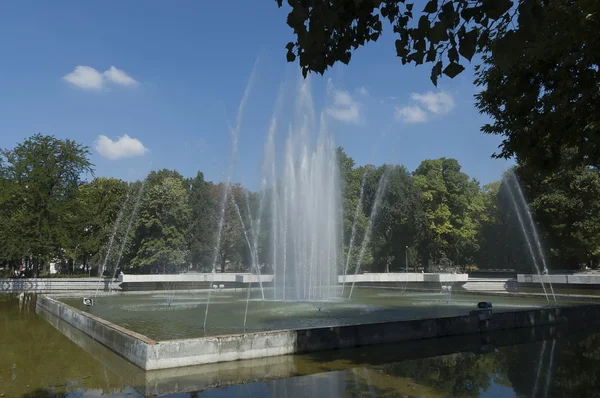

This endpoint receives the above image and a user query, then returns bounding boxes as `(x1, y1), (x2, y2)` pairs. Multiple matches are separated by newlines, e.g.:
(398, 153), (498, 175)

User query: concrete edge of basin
(36, 295), (600, 371)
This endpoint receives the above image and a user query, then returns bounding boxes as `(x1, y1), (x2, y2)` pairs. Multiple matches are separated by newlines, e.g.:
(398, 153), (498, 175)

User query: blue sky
(0, 1), (512, 189)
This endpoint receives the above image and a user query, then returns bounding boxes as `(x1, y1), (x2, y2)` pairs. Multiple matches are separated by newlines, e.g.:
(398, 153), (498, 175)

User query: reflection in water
(2, 293), (600, 397)
(196, 332), (600, 398)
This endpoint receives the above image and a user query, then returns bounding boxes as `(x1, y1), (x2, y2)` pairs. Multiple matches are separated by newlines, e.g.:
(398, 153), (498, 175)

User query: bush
(0, 269), (11, 278)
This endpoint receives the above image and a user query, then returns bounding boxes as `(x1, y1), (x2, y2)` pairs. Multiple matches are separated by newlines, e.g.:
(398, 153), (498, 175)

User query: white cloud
(63, 65), (138, 90)
(95, 134), (149, 160)
(103, 66), (139, 87)
(357, 86), (369, 96)
(410, 91), (455, 115)
(395, 105), (428, 124)
(63, 66), (104, 90)
(326, 89), (361, 124)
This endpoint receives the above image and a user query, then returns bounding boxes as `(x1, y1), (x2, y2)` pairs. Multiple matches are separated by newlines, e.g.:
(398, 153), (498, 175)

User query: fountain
(35, 70), (598, 374)
(504, 174), (556, 302)
(268, 96), (341, 302)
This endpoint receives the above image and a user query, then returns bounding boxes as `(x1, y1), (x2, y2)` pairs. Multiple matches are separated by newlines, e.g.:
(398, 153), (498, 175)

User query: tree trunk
(220, 257), (226, 273)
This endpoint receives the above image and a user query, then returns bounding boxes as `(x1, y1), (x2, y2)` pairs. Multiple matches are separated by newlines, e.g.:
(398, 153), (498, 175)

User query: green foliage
(276, 0), (525, 85)
(277, 1), (599, 176)
(475, 0), (600, 172)
(185, 172), (215, 270)
(413, 158), (481, 269)
(0, 134), (93, 274)
(131, 175), (191, 270)
(517, 164), (600, 269)
(2, 134), (600, 274)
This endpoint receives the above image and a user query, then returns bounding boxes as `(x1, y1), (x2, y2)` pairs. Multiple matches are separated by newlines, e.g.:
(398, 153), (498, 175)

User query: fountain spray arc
(203, 58), (259, 331)
(504, 173), (556, 303)
(508, 173), (556, 302)
(340, 126), (391, 297)
(348, 166), (392, 299)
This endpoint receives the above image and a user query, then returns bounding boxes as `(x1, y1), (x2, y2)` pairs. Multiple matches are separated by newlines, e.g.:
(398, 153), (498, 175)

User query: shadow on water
(21, 389), (66, 398)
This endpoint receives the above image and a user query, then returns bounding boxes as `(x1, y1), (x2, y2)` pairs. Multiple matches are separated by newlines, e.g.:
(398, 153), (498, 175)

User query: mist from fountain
(203, 59), (259, 330)
(504, 176), (554, 302)
(110, 181), (146, 288)
(508, 172), (556, 302)
(341, 169), (369, 297)
(231, 196), (265, 299)
(348, 166), (392, 299)
(265, 80), (341, 302)
(98, 189), (132, 278)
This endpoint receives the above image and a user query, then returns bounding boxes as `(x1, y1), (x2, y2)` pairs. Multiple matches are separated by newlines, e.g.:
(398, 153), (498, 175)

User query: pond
(2, 293), (600, 397)
(61, 288), (560, 339)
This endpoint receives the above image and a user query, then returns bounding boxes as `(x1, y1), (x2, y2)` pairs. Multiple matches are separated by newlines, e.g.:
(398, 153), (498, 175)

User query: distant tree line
(1, 134), (599, 277)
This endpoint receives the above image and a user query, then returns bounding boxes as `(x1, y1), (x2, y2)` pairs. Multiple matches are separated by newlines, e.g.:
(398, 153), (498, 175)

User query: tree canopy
(276, 0), (600, 173)
(2, 134), (600, 276)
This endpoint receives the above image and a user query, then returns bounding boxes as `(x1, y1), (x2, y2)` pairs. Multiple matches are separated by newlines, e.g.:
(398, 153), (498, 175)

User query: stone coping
(36, 294), (600, 371)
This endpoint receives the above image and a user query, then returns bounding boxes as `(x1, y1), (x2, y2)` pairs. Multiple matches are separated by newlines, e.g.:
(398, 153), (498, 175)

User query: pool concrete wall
(1, 278), (120, 293)
(36, 294), (600, 371)
(338, 273), (469, 284)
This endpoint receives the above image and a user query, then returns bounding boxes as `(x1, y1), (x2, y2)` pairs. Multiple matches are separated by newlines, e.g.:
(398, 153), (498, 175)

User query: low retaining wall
(338, 273), (469, 284)
(36, 294), (600, 371)
(119, 273), (275, 291)
(517, 273), (600, 288)
(0, 278), (120, 293)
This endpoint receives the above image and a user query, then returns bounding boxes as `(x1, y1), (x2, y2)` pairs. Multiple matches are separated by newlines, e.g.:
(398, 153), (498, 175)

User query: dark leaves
(443, 61), (465, 78)
(395, 39), (409, 58)
(482, 0), (513, 20)
(423, 0), (438, 14)
(286, 50), (296, 62)
(448, 46), (459, 63)
(429, 22), (448, 44)
(430, 60), (443, 86)
(459, 28), (478, 61)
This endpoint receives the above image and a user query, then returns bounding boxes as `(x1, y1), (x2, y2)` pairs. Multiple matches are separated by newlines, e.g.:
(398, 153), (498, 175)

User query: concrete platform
(36, 294), (600, 371)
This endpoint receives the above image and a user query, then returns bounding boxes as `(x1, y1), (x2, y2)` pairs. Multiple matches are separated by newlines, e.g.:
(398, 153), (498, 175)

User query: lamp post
(405, 246), (408, 273)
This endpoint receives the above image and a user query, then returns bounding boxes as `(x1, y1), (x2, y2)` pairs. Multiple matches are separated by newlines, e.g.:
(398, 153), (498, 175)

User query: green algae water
(3, 293), (600, 397)
(61, 288), (563, 340)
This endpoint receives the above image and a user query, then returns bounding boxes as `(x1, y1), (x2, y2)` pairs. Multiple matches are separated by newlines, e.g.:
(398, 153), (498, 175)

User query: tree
(210, 183), (245, 273)
(277, 1), (600, 174)
(369, 165), (424, 272)
(74, 178), (129, 272)
(516, 164), (600, 270)
(475, 0), (600, 172)
(474, 179), (530, 271)
(277, 0), (527, 84)
(0, 134), (93, 275)
(131, 175), (191, 271)
(337, 148), (369, 274)
(413, 158), (481, 269)
(185, 172), (216, 270)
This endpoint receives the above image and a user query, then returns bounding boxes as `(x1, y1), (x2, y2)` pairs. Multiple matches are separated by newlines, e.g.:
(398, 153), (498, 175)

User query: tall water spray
(266, 81), (341, 302)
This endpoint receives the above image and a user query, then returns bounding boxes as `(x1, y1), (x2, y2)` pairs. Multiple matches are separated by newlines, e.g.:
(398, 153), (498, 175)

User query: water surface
(3, 293), (600, 397)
